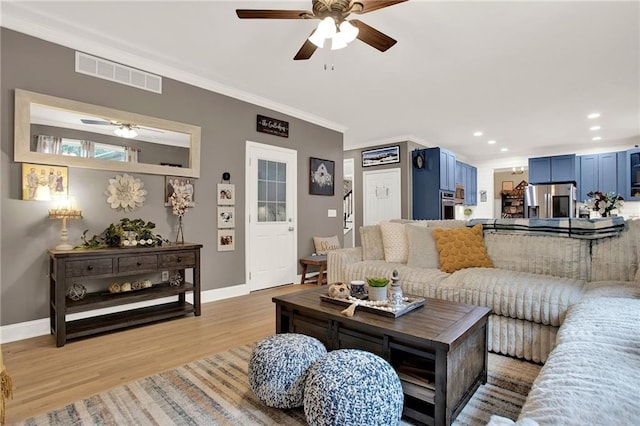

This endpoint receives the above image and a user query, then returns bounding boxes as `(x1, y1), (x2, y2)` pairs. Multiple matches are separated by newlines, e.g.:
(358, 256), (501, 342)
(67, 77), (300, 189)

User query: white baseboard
(0, 284), (250, 344)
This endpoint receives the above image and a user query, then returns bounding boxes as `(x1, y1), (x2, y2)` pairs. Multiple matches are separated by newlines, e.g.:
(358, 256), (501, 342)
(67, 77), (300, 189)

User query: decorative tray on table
(320, 294), (425, 318)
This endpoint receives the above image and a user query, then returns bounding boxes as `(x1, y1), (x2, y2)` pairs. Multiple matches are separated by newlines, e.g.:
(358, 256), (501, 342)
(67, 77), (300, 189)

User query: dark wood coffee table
(273, 287), (491, 426)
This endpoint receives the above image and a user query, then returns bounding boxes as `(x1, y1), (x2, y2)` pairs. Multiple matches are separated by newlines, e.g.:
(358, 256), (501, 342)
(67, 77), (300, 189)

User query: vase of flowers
(585, 191), (624, 217)
(170, 191), (190, 243)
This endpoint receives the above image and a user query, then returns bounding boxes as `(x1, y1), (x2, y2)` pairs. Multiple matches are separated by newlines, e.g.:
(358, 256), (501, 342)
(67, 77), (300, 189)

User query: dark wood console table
(48, 243), (202, 347)
(273, 287), (490, 426)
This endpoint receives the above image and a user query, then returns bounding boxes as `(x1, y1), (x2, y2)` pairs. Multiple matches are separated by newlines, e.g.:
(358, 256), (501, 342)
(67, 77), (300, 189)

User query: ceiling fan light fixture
(339, 20), (359, 43)
(331, 35), (348, 50)
(309, 17), (337, 48)
(114, 126), (138, 138)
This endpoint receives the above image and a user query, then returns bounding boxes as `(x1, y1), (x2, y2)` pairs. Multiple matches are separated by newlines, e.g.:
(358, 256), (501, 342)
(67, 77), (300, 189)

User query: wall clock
(413, 152), (425, 169)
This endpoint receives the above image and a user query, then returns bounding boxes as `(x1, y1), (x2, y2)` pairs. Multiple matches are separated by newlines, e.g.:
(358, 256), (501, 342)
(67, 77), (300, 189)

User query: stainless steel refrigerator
(524, 183), (577, 218)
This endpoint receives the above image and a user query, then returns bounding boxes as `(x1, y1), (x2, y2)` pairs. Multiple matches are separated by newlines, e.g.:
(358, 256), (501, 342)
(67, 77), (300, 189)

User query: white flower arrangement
(105, 174), (147, 212)
(170, 191), (190, 217)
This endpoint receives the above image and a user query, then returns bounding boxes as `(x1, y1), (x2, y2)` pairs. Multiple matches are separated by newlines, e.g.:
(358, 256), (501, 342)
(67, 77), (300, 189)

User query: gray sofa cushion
(360, 225), (384, 261)
(438, 268), (585, 326)
(406, 224), (439, 269)
(484, 232), (591, 281)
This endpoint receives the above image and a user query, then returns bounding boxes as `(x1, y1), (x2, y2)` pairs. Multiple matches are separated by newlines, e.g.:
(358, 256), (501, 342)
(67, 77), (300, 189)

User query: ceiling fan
(236, 0), (407, 60)
(80, 118), (163, 138)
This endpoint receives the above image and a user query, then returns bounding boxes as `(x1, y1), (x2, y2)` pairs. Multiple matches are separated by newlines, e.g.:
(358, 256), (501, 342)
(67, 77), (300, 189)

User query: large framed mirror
(14, 89), (201, 177)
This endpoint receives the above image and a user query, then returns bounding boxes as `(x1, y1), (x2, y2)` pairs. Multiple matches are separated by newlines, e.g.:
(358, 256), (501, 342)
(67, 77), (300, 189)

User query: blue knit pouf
(303, 349), (404, 426)
(248, 333), (327, 409)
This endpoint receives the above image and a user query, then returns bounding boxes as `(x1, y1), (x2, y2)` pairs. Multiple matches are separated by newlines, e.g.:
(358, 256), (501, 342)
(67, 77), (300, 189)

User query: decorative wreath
(105, 173), (147, 212)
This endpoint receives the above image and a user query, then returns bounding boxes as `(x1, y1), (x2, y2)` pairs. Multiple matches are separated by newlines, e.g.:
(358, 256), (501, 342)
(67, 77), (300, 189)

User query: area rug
(16, 345), (540, 426)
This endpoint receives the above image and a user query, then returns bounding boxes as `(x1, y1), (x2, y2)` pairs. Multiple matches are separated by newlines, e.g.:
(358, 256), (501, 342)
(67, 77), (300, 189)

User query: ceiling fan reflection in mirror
(80, 119), (163, 139)
(236, 0), (407, 60)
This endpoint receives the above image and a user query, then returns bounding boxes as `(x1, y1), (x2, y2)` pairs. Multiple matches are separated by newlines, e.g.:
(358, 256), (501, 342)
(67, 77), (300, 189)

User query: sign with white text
(257, 115), (289, 138)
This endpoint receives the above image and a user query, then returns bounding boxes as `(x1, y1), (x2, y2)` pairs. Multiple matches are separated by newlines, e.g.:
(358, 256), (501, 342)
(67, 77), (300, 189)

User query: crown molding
(343, 134), (431, 152)
(0, 3), (347, 134)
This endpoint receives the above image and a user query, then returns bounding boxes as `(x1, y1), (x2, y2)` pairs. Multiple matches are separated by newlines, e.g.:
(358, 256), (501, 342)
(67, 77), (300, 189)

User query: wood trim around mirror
(14, 89), (201, 178)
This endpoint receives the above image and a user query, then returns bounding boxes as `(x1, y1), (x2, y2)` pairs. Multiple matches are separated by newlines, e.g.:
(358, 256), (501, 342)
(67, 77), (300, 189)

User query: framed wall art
(217, 206), (235, 228)
(165, 175), (195, 206)
(309, 157), (334, 196)
(22, 163), (68, 201)
(218, 229), (235, 251)
(362, 146), (400, 167)
(217, 183), (235, 205)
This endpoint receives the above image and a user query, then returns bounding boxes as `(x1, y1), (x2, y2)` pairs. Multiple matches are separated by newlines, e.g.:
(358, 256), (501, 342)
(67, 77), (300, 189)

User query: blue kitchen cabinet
(412, 148), (457, 219)
(529, 154), (577, 184)
(578, 152), (625, 201)
(455, 160), (477, 205)
(626, 148), (640, 200)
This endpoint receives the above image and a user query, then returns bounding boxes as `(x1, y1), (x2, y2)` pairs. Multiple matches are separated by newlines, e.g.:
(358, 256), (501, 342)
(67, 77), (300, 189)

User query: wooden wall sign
(257, 115), (289, 138)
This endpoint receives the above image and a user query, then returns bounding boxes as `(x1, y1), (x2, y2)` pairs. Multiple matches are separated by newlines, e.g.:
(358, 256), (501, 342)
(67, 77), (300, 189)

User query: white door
(363, 168), (402, 225)
(246, 142), (297, 291)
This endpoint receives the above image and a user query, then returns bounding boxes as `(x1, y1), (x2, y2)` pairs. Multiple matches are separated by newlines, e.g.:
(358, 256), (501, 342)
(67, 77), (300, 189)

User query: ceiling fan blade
(353, 0), (408, 14)
(294, 34), (318, 60)
(236, 9), (312, 19)
(350, 19), (397, 52)
(139, 126), (164, 133)
(80, 119), (113, 126)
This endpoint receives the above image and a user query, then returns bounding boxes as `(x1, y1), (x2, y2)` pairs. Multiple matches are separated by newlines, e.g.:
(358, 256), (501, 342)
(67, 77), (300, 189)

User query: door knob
(288, 227), (294, 232)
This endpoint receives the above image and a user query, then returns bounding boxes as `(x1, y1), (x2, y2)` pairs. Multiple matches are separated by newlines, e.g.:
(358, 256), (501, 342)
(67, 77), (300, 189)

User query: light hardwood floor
(2, 283), (316, 424)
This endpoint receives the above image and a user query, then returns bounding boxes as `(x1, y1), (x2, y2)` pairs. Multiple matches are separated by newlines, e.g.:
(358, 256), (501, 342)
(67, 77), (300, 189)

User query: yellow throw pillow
(432, 224), (494, 273)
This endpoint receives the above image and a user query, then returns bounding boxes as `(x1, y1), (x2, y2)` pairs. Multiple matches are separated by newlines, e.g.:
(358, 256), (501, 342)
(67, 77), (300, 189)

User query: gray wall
(343, 141), (416, 246)
(1, 29), (343, 326)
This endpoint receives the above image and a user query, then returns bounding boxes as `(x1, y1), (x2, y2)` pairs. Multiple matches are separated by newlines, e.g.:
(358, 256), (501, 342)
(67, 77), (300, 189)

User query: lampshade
(339, 20), (359, 43)
(309, 17), (337, 48)
(114, 125), (138, 138)
(331, 36), (348, 50)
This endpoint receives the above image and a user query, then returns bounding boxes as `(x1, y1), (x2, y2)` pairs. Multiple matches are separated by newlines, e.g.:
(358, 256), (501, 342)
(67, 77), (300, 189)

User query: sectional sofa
(329, 218), (640, 425)
(327, 218), (637, 363)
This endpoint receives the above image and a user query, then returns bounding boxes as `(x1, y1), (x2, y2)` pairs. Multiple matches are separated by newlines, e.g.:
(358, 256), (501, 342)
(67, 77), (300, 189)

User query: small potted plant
(366, 276), (390, 301)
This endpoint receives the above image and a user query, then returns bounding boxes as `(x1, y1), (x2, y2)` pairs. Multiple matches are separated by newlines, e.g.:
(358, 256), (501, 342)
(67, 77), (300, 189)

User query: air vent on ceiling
(75, 52), (162, 94)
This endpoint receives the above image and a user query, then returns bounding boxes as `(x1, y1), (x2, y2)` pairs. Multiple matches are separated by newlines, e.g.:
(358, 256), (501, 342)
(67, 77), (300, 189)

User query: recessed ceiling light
(500, 148), (508, 152)
(487, 140), (496, 145)
(592, 136), (602, 141)
(590, 126), (601, 131)
(587, 113), (601, 119)
(473, 131), (483, 137)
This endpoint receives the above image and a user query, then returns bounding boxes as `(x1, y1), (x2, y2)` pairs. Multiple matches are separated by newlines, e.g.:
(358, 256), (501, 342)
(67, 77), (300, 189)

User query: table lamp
(49, 199), (82, 250)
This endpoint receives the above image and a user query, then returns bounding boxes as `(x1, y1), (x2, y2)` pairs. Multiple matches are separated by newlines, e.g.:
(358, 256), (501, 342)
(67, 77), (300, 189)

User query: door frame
(245, 141), (298, 290)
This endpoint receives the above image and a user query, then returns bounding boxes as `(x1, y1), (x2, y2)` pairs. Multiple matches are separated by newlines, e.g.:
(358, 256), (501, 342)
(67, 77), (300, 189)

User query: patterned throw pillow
(379, 221), (409, 263)
(360, 225), (385, 261)
(432, 224), (494, 273)
(313, 235), (340, 255)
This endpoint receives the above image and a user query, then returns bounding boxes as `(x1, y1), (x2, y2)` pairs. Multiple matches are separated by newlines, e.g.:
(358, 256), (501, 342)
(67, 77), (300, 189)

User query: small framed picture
(218, 229), (235, 251)
(362, 146), (400, 167)
(22, 163), (68, 201)
(217, 183), (235, 205)
(165, 176), (195, 206)
(217, 206), (235, 228)
(309, 157), (335, 196)
(502, 181), (514, 191)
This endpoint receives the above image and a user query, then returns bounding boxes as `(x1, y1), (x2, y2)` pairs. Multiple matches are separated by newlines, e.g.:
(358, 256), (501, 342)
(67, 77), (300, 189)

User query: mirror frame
(14, 89), (201, 178)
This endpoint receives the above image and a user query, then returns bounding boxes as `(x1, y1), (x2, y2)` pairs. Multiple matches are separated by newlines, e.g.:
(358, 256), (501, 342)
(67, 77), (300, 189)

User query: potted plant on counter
(366, 276), (390, 301)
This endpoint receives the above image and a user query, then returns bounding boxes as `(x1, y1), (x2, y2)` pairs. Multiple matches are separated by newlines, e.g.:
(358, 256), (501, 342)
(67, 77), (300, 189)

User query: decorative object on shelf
(218, 229), (235, 251)
(309, 157), (334, 196)
(217, 183), (235, 205)
(169, 272), (183, 287)
(169, 191), (190, 244)
(327, 283), (350, 299)
(105, 173), (147, 212)
(350, 280), (366, 298)
(66, 283), (87, 301)
(464, 208), (473, 217)
(501, 181), (514, 191)
(585, 191), (624, 217)
(389, 270), (403, 308)
(108, 279), (153, 293)
(366, 276), (389, 302)
(321, 293), (426, 318)
(22, 163), (68, 201)
(362, 145), (400, 167)
(49, 199), (83, 250)
(78, 218), (169, 249)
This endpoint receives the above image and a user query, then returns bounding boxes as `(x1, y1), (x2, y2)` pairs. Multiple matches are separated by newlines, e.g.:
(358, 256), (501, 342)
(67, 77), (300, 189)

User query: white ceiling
(2, 1), (639, 162)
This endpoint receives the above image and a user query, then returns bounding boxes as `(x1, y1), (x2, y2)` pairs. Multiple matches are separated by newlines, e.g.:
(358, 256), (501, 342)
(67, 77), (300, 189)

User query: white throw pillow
(379, 221), (409, 263)
(406, 224), (439, 269)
